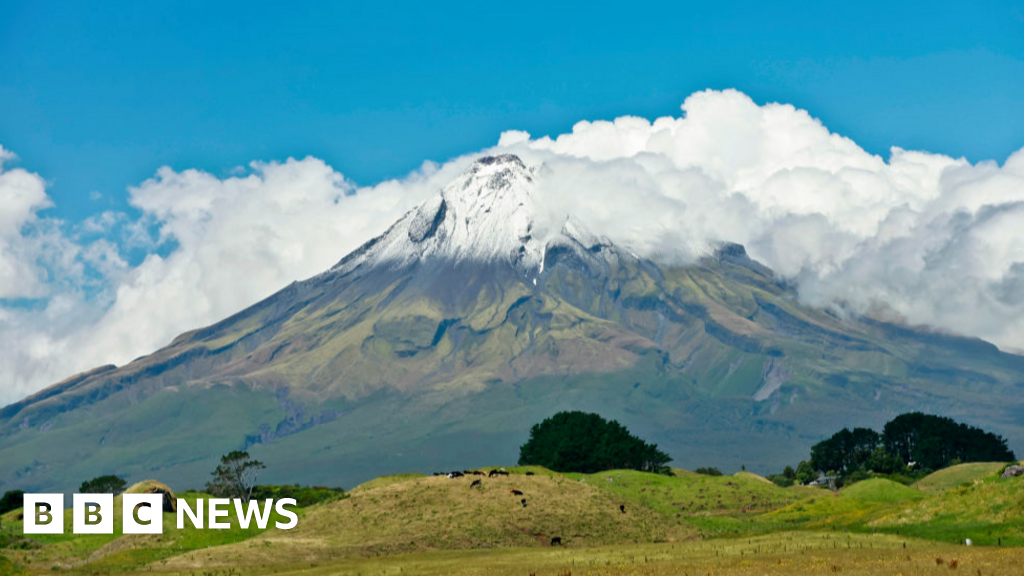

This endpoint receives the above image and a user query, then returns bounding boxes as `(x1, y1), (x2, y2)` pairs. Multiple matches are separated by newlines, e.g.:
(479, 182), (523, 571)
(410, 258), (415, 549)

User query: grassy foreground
(2, 463), (1022, 575)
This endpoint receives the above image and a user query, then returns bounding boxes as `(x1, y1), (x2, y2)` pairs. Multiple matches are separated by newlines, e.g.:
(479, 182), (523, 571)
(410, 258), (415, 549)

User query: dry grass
(43, 531), (1024, 576)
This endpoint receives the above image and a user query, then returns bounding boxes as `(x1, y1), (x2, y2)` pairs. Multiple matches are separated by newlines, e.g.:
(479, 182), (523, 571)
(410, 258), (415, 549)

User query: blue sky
(2, 0), (1023, 224)
(3, 0), (1024, 404)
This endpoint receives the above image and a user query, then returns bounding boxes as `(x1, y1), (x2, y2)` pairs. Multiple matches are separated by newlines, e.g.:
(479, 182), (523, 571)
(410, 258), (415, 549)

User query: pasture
(2, 464), (1023, 575)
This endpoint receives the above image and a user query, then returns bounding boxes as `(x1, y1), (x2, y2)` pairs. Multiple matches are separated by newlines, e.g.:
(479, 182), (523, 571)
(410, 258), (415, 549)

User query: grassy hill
(872, 469), (1024, 545)
(914, 462), (1010, 493)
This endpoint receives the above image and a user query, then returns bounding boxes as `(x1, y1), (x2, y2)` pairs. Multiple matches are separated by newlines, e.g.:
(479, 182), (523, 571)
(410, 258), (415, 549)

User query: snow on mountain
(331, 154), (587, 279)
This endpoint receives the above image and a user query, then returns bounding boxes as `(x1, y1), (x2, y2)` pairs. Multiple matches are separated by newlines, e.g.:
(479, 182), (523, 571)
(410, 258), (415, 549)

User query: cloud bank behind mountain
(2, 89), (1023, 405)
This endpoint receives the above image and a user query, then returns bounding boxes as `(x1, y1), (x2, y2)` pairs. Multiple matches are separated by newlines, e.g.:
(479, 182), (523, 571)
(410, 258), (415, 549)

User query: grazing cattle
(470, 479), (482, 488)
(620, 504), (626, 513)
(550, 537), (562, 546)
(473, 470), (486, 476)
(525, 471), (535, 476)
(510, 489), (524, 496)
(488, 469), (499, 477)
(520, 498), (527, 508)
(447, 471), (464, 479)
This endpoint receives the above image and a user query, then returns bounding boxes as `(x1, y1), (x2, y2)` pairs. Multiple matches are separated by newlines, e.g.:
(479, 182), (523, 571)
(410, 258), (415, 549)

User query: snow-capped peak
(332, 154), (564, 275)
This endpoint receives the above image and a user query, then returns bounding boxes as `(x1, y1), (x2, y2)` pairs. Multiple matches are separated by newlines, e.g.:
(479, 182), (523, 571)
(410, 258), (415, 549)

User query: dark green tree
(518, 411), (671, 474)
(0, 490), (25, 515)
(809, 427), (881, 474)
(883, 412), (1015, 470)
(79, 475), (128, 494)
(695, 467), (723, 476)
(207, 450), (266, 502)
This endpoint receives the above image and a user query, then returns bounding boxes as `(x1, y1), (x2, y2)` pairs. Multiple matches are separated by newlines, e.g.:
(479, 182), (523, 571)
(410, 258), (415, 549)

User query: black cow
(525, 471), (535, 476)
(520, 498), (527, 508)
(470, 479), (482, 488)
(550, 537), (562, 546)
(620, 504), (626, 513)
(510, 489), (524, 496)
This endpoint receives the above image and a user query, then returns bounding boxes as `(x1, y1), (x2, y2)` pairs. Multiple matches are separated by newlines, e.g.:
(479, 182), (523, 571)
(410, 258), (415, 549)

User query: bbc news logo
(23, 494), (298, 534)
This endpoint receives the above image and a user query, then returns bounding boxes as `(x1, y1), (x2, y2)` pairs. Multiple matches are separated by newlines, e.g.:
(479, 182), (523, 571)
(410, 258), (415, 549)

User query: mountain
(3, 154), (1024, 493)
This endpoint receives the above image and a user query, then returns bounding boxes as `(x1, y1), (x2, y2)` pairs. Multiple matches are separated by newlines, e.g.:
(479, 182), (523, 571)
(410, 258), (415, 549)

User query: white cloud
(0, 146), (54, 299)
(499, 89), (1024, 351)
(2, 89), (1024, 405)
(0, 155), (465, 404)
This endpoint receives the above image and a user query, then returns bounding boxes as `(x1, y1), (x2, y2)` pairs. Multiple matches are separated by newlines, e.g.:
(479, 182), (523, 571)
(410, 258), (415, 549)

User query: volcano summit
(3, 154), (1023, 492)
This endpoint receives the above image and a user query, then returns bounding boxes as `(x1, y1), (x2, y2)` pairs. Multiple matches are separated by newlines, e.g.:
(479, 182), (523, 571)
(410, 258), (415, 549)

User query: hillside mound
(350, 473), (426, 493)
(914, 462), (1007, 493)
(840, 478), (924, 503)
(871, 472), (1024, 545)
(301, 471), (692, 550)
(288, 469), (692, 553)
(165, 469), (694, 571)
(124, 479), (176, 512)
(583, 469), (800, 520)
(734, 471), (773, 484)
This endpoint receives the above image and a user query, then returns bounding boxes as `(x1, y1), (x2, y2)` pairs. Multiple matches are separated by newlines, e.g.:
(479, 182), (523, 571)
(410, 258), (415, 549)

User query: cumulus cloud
(2, 89), (1024, 405)
(498, 89), (1024, 351)
(0, 154), (468, 405)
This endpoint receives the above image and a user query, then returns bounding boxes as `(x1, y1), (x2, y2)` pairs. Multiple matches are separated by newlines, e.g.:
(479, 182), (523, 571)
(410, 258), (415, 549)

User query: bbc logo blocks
(123, 494), (163, 534)
(23, 493), (164, 534)
(23, 494), (64, 534)
(72, 493), (113, 534)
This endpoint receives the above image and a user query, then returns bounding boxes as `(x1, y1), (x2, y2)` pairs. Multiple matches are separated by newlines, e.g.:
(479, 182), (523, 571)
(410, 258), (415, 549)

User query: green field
(3, 464), (1023, 575)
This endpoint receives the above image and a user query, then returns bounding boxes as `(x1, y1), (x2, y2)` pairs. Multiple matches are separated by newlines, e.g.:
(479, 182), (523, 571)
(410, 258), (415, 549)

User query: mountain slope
(2, 154), (1024, 493)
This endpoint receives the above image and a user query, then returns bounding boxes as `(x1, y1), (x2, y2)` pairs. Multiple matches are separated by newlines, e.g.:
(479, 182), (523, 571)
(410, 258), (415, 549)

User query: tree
(0, 490), (25, 515)
(695, 467), (723, 476)
(518, 411), (671, 474)
(794, 460), (815, 485)
(810, 427), (882, 474)
(1, 489), (25, 529)
(207, 450), (265, 502)
(883, 412), (1015, 470)
(79, 475), (128, 494)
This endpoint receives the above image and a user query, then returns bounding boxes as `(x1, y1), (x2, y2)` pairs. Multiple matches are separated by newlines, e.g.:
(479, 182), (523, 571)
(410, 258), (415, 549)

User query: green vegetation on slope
(3, 465), (1024, 575)
(914, 462), (1010, 493)
(872, 471), (1024, 545)
(576, 469), (800, 535)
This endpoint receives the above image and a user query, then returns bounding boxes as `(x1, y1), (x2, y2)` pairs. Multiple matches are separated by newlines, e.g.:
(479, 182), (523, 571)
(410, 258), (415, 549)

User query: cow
(470, 479), (482, 488)
(472, 470), (486, 476)
(525, 471), (535, 476)
(550, 537), (562, 546)
(520, 498), (527, 508)
(620, 504), (626, 513)
(488, 469), (500, 477)
(511, 489), (524, 496)
(447, 471), (464, 479)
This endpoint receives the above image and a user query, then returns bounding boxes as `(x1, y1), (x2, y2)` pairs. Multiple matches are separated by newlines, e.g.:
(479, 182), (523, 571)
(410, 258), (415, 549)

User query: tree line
(770, 412), (1016, 487)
